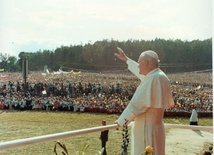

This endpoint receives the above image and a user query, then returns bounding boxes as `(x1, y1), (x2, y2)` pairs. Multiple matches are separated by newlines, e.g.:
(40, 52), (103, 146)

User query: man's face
(138, 56), (147, 75)
(102, 121), (106, 126)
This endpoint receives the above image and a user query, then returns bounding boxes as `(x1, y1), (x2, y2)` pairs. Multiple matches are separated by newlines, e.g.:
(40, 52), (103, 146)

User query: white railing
(0, 123), (212, 151)
(0, 124), (118, 151)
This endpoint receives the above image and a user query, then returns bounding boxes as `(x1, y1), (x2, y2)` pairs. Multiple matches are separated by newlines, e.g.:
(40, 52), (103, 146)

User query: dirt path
(166, 128), (213, 155)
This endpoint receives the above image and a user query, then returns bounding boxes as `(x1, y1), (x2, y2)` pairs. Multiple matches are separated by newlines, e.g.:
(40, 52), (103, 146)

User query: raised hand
(114, 47), (128, 62)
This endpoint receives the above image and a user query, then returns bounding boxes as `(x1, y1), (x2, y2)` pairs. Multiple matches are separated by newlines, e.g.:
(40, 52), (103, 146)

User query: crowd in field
(0, 71), (212, 117)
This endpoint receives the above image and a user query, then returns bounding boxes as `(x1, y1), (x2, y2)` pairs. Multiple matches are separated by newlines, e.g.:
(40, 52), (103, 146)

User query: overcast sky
(0, 0), (212, 58)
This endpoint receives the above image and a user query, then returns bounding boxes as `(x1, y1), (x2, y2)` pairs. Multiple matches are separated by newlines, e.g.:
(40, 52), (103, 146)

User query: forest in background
(0, 38), (212, 73)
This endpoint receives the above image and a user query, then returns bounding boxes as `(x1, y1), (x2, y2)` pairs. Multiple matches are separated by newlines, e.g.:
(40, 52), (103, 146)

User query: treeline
(0, 38), (212, 73)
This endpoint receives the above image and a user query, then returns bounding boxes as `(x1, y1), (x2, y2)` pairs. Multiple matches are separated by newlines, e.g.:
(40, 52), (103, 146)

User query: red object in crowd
(0, 75), (9, 78)
(0, 103), (4, 109)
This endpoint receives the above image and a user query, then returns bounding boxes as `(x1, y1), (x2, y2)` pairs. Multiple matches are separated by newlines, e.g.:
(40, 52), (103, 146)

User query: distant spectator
(99, 120), (109, 155)
(190, 109), (198, 125)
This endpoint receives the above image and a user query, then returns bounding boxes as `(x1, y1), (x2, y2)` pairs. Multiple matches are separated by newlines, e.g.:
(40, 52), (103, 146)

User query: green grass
(0, 110), (213, 155)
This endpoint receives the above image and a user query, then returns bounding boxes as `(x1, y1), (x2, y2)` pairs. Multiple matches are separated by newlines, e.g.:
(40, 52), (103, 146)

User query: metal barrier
(0, 123), (212, 151)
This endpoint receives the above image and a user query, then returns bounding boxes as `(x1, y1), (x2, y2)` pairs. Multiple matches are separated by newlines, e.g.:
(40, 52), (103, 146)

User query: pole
(22, 56), (28, 95)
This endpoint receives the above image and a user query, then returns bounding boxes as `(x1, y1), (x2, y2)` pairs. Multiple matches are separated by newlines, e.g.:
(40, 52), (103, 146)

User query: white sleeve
(117, 107), (134, 126)
(116, 103), (148, 126)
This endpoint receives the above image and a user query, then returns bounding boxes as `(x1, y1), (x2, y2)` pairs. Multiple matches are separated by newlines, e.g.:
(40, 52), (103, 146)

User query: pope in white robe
(114, 47), (174, 155)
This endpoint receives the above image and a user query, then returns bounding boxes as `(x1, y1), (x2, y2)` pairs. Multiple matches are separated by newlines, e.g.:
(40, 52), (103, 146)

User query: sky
(0, 0), (212, 58)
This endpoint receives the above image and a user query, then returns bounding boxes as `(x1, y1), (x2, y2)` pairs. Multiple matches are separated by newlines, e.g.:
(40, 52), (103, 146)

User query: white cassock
(117, 59), (174, 155)
(190, 109), (198, 122)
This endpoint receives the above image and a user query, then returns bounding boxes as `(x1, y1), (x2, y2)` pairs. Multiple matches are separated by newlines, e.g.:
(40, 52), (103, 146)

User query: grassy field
(0, 110), (213, 155)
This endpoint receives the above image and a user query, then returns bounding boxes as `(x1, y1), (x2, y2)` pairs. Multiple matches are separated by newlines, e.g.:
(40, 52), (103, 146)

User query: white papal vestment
(117, 59), (174, 155)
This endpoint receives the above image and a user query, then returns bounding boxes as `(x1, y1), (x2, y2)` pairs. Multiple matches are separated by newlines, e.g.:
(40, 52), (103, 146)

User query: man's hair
(203, 151), (211, 155)
(139, 51), (159, 67)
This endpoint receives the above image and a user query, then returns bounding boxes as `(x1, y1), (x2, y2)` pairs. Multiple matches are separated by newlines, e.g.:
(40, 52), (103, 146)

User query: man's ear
(143, 60), (149, 67)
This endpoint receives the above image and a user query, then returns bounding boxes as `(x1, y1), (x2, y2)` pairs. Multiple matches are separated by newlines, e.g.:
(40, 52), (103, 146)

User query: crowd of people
(0, 71), (212, 117)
